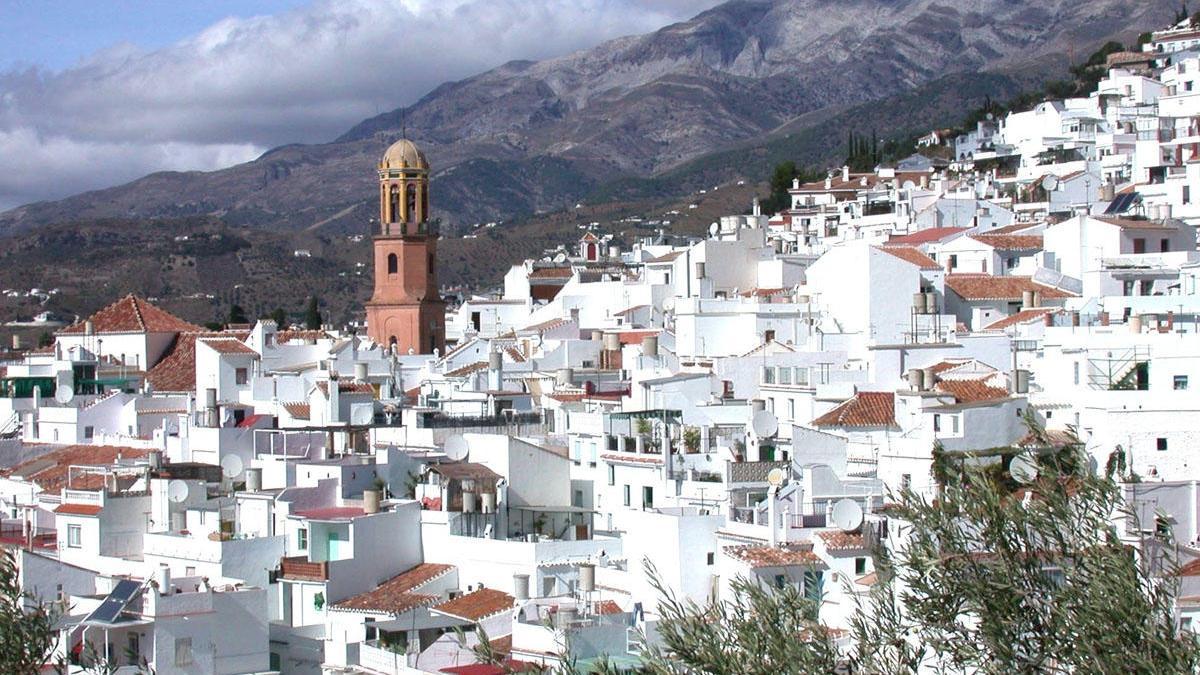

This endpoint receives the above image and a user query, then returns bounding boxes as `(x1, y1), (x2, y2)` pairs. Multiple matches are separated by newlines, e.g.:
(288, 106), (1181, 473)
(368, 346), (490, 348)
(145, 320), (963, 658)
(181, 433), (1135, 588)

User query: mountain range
(0, 0), (1177, 236)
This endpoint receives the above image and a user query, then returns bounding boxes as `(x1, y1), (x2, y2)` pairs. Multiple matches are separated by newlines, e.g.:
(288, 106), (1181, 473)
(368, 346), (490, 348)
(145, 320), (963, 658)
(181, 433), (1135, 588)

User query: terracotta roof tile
(934, 378), (1009, 403)
(528, 267), (573, 280)
(275, 330), (331, 343)
(197, 338), (258, 355)
(54, 503), (104, 516)
(983, 308), (1061, 330)
(432, 588), (514, 622)
(332, 563), (454, 614)
(723, 544), (823, 568)
(445, 361), (488, 378)
(945, 275), (1074, 301)
(1094, 216), (1176, 230)
(146, 332), (238, 393)
(985, 222), (1042, 235)
(645, 251), (685, 264)
(601, 453), (663, 466)
(59, 295), (202, 335)
(3, 445), (149, 494)
(811, 392), (896, 428)
(282, 402), (310, 420)
(817, 531), (867, 551)
(970, 234), (1043, 250)
(876, 245), (941, 270)
(887, 227), (967, 245)
(314, 381), (375, 396)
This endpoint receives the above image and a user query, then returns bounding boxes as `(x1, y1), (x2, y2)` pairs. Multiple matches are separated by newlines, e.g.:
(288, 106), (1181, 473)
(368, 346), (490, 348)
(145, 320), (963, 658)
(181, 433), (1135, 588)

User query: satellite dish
(662, 297), (676, 312)
(766, 468), (786, 488)
(54, 371), (75, 404)
(167, 480), (190, 503)
(350, 404), (374, 426)
(1040, 175), (1060, 192)
(1010, 453), (1039, 484)
(220, 454), (244, 479)
(444, 434), (469, 462)
(708, 223), (719, 236)
(831, 498), (864, 532)
(751, 410), (778, 438)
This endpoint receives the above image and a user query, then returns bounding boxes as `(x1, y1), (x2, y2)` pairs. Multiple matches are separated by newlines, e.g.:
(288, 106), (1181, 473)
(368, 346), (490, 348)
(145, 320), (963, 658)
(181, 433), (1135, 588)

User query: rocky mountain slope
(0, 0), (1176, 235)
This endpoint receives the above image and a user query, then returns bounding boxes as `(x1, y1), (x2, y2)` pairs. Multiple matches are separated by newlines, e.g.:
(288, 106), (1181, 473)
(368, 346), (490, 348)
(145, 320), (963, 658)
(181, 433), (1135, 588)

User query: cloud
(0, 0), (722, 210)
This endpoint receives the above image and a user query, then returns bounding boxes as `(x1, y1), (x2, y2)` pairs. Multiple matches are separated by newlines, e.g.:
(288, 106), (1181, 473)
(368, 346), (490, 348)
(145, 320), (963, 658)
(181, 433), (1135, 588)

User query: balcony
(279, 556), (328, 582)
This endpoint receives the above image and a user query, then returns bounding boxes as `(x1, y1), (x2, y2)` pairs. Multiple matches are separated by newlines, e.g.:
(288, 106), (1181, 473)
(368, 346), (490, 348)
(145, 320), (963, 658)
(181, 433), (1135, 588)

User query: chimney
(11, 335), (20, 350)
(842, 165), (850, 182)
(327, 373), (341, 423)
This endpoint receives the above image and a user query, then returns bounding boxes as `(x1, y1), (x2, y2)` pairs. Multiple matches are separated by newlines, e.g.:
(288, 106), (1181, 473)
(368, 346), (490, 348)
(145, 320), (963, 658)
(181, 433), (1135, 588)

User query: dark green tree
(36, 332), (52, 348)
(268, 307), (288, 330)
(0, 549), (62, 673)
(304, 296), (323, 330)
(227, 303), (248, 325)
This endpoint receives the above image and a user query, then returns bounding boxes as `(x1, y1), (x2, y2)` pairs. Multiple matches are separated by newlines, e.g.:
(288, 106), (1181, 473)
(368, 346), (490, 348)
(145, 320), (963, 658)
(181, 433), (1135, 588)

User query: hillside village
(5, 15), (1200, 675)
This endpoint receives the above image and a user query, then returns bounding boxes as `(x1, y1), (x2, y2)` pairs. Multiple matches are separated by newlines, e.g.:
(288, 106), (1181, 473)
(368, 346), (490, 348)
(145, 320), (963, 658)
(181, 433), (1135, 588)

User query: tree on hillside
(268, 307), (289, 330)
(760, 161), (821, 215)
(0, 549), (62, 673)
(304, 296), (323, 330)
(227, 303), (248, 325)
(636, 425), (1200, 673)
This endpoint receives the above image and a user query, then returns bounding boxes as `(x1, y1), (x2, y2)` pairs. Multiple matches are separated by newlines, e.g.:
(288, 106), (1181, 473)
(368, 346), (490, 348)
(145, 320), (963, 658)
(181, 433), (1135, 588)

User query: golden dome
(379, 138), (428, 170)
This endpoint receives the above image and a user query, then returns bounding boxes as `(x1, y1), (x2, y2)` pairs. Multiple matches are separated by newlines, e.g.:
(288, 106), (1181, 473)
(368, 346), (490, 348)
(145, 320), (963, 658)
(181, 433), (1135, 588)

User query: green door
(326, 530), (348, 560)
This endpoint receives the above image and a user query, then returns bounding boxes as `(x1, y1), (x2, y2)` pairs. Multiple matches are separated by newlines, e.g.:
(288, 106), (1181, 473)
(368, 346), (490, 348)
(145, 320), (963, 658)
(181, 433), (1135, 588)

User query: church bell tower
(365, 139), (445, 354)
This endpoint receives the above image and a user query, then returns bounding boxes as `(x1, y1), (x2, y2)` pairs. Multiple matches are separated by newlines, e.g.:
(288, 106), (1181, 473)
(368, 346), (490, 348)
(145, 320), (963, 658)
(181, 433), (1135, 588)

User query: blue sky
(0, 0), (721, 210)
(0, 1), (310, 72)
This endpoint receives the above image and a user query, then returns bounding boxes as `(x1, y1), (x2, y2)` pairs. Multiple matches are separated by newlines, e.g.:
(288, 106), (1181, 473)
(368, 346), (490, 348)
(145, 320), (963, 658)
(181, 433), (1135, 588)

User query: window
(297, 528), (308, 551)
(948, 254), (958, 269)
(175, 637), (193, 667)
(84, 426), (94, 439)
(387, 253), (398, 274)
(642, 486), (654, 509)
(1073, 362), (1080, 385)
(933, 414), (941, 432)
(1185, 187), (1192, 205)
(573, 490), (584, 508)
(607, 465), (615, 487)
(802, 570), (823, 602)
(127, 633), (140, 666)
(1133, 238), (1146, 254)
(788, 399), (795, 420)
(1175, 375), (1189, 390)
(1157, 437), (1169, 451)
(794, 367), (809, 386)
(235, 368), (248, 385)
(901, 474), (912, 490)
(774, 574), (788, 589)
(1006, 256), (1016, 270)
(762, 367), (776, 385)
(779, 367), (791, 385)
(706, 552), (715, 566)
(855, 557), (867, 576)
(1162, 238), (1171, 252)
(67, 524), (81, 548)
(623, 485), (631, 507)
(951, 415), (959, 434)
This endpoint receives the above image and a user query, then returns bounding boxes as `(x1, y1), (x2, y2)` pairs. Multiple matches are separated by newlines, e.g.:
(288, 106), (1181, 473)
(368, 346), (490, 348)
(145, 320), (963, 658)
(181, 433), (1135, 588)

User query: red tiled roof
(934, 378), (1009, 404)
(876, 245), (941, 270)
(294, 507), (364, 521)
(817, 531), (867, 551)
(54, 503), (103, 516)
(504, 347), (526, 363)
(646, 251), (685, 264)
(594, 600), (623, 615)
(616, 330), (659, 345)
(811, 392), (896, 429)
(791, 173), (880, 193)
(145, 332), (237, 393)
(1094, 216), (1176, 230)
(332, 563), (454, 614)
(59, 294), (203, 335)
(945, 275), (1073, 301)
(1176, 558), (1200, 577)
(528, 267), (573, 280)
(724, 544), (823, 568)
(445, 361), (488, 378)
(970, 234), (1043, 250)
(985, 222), (1041, 235)
(314, 381), (375, 396)
(282, 402), (311, 420)
(432, 588), (514, 622)
(198, 338), (258, 355)
(275, 329), (330, 343)
(983, 307), (1060, 330)
(887, 227), (967, 245)
(3, 445), (149, 494)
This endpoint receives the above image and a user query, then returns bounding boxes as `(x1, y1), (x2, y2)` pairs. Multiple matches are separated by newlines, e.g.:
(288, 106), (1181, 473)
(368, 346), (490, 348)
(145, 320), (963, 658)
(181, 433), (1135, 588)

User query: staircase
(0, 412), (20, 440)
(1087, 346), (1151, 390)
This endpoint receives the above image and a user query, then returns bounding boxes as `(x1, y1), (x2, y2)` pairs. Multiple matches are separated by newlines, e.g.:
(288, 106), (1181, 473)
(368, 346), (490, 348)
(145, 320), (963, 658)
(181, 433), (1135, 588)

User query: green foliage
(304, 295), (323, 330)
(203, 321), (223, 331)
(36, 332), (52, 348)
(0, 549), (61, 674)
(227, 303), (248, 325)
(845, 130), (880, 172)
(635, 418), (652, 436)
(639, 561), (838, 674)
(759, 161), (820, 215)
(268, 307), (288, 329)
(683, 426), (701, 453)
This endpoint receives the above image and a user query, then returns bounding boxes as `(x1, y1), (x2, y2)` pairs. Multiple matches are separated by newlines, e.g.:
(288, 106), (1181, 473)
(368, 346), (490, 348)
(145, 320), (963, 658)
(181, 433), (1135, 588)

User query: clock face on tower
(366, 139), (445, 355)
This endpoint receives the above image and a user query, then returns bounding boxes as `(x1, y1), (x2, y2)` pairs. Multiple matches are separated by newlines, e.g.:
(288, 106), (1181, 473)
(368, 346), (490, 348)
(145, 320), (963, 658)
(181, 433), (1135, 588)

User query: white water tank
(462, 492), (477, 513)
(602, 333), (620, 351)
(355, 362), (368, 383)
(556, 368), (574, 386)
(513, 574), (530, 601)
(481, 492), (496, 514)
(363, 488), (381, 514)
(154, 565), (171, 595)
(578, 563), (595, 593)
(245, 468), (262, 492)
(641, 335), (659, 357)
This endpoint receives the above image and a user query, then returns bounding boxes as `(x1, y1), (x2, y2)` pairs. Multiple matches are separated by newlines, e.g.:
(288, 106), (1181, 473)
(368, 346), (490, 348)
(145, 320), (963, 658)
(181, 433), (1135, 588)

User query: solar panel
(86, 579), (141, 625)
(1104, 192), (1138, 215)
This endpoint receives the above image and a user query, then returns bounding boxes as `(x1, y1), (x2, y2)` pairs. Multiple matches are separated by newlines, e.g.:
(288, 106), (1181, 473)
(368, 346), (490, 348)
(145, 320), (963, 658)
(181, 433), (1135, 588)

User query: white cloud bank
(0, 0), (721, 210)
